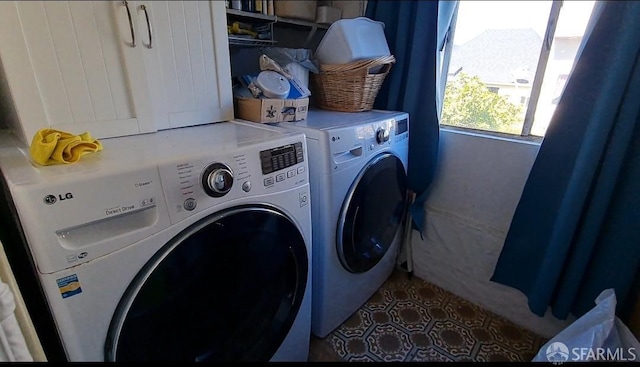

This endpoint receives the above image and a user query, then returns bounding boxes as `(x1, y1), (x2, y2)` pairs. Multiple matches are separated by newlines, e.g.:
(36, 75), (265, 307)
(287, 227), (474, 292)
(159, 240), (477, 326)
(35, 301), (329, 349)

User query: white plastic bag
(533, 288), (640, 363)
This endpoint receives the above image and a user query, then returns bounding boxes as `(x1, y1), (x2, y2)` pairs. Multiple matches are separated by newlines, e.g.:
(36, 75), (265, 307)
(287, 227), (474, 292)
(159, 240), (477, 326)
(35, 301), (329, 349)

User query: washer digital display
(259, 142), (304, 174)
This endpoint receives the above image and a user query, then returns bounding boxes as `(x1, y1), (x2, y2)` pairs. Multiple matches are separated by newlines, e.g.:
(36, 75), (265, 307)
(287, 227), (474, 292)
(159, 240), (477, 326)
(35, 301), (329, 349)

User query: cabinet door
(137, 1), (233, 130)
(0, 1), (155, 145)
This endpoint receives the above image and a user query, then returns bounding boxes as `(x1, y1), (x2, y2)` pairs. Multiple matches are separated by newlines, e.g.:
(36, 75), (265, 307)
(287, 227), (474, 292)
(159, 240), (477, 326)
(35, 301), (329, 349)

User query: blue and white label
(56, 274), (82, 299)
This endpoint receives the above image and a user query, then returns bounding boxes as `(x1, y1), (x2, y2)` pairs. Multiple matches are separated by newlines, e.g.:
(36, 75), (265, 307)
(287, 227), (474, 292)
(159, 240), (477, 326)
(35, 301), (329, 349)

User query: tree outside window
(441, 72), (523, 134)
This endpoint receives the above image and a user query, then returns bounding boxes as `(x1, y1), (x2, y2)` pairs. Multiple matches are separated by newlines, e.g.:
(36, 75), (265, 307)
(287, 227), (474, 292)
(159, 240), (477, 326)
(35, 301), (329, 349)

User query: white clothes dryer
(0, 121), (312, 361)
(273, 109), (410, 338)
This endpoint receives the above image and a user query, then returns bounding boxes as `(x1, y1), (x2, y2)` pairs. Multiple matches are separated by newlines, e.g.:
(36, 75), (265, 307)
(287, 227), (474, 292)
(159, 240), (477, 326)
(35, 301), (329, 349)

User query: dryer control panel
(328, 114), (409, 171)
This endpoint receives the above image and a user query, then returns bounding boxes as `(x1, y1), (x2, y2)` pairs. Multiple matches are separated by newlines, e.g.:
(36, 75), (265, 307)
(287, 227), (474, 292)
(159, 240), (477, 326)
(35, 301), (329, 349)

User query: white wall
(411, 128), (574, 339)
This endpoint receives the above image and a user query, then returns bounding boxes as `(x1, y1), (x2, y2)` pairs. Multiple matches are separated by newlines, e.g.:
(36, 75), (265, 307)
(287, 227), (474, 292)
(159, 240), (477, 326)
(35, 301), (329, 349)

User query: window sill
(439, 126), (543, 146)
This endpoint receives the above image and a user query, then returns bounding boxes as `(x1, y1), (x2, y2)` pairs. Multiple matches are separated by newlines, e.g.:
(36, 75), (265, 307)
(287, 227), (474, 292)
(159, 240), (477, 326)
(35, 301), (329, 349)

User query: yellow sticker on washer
(56, 274), (82, 299)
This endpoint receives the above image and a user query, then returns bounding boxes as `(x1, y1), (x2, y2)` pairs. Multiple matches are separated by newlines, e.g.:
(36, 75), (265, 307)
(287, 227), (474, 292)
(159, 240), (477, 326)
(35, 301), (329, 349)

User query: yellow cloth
(29, 128), (103, 166)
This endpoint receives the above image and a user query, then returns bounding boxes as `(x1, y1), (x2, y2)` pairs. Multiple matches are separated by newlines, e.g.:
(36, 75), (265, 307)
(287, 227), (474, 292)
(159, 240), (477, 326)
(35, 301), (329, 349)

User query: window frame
(439, 0), (566, 139)
(521, 1), (563, 137)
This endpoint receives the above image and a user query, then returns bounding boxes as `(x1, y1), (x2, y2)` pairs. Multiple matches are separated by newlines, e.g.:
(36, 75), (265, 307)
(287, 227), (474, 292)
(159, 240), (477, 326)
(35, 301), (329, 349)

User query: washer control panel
(260, 142), (306, 189)
(259, 142), (304, 175)
(159, 138), (308, 225)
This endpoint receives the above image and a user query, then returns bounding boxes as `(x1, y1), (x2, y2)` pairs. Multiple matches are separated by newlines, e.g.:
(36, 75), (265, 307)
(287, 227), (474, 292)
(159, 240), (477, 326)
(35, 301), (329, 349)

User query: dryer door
(337, 153), (408, 273)
(105, 205), (308, 362)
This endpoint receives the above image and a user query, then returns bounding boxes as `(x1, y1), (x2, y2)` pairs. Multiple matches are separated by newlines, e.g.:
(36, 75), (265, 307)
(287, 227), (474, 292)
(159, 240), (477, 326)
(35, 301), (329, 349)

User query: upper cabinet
(137, 1), (233, 130)
(0, 1), (233, 146)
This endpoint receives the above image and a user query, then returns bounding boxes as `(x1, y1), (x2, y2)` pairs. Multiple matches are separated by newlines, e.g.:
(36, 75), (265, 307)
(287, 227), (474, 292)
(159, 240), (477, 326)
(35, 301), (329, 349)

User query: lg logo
(43, 193), (74, 205)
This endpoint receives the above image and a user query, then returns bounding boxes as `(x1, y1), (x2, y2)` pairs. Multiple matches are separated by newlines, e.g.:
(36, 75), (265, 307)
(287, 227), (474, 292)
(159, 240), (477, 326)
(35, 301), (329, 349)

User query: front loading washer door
(105, 205), (308, 362)
(337, 153), (408, 273)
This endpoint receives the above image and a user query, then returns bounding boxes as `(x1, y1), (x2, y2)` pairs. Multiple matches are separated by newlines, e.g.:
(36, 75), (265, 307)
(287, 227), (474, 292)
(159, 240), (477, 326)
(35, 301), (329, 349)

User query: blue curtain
(366, 1), (457, 234)
(491, 1), (640, 320)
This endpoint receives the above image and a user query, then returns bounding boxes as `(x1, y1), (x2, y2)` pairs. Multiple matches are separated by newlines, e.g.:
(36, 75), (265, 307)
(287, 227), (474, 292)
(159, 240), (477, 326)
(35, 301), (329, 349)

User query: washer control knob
(376, 128), (390, 144)
(202, 163), (234, 197)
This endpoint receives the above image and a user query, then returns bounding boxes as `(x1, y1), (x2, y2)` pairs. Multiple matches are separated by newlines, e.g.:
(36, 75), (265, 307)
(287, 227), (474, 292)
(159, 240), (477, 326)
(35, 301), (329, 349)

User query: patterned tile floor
(308, 269), (547, 362)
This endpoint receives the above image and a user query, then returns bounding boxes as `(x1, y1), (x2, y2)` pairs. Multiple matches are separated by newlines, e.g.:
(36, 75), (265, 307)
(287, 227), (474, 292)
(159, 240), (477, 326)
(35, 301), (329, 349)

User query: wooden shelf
(226, 8), (276, 22)
(228, 36), (277, 47)
(226, 8), (329, 49)
(226, 8), (330, 30)
(276, 16), (329, 30)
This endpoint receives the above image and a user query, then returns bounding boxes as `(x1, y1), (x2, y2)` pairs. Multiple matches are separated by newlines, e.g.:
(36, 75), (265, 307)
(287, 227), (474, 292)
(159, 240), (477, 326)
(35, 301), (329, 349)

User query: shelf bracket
(303, 25), (318, 49)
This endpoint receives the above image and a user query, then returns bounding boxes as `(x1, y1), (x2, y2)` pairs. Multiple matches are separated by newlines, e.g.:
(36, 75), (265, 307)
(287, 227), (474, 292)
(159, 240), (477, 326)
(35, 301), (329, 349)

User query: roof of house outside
(449, 28), (543, 85)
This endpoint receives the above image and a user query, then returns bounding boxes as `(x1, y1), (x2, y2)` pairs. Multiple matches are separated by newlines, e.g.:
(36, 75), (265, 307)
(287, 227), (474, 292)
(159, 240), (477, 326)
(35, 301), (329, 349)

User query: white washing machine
(0, 121), (312, 361)
(273, 109), (410, 338)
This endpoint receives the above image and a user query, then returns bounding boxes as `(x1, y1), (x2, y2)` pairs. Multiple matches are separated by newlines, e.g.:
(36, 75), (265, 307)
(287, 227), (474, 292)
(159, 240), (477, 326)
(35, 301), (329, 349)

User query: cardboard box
(235, 97), (309, 123)
(318, 0), (367, 19)
(274, 0), (317, 22)
(315, 6), (341, 24)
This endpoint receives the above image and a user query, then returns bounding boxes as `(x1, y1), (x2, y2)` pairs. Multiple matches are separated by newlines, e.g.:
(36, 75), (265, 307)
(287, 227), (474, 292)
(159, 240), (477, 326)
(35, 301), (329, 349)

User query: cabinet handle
(140, 4), (152, 49)
(122, 1), (136, 48)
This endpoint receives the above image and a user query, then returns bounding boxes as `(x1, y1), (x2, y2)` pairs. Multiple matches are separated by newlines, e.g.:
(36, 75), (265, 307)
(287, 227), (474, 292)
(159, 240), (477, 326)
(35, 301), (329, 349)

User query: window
(440, 1), (596, 138)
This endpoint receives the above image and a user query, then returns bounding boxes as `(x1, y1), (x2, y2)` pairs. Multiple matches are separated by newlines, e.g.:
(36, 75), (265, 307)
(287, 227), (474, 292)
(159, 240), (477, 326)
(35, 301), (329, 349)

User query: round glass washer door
(105, 205), (308, 362)
(337, 153), (408, 274)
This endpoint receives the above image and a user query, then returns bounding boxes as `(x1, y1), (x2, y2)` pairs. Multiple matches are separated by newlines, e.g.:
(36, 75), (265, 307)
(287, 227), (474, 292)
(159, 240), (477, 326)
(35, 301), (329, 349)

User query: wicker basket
(310, 55), (395, 112)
